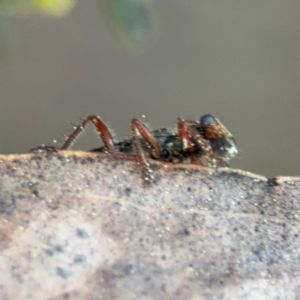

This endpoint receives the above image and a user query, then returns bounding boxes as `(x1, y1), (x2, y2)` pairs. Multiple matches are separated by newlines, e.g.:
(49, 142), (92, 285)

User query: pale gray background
(0, 0), (299, 177)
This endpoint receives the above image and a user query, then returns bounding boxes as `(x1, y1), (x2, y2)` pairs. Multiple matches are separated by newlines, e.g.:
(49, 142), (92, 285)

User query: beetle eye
(200, 114), (216, 127)
(162, 149), (171, 160)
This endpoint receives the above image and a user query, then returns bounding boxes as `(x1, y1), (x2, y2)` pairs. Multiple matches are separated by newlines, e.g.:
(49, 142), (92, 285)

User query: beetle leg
(60, 115), (116, 153)
(190, 154), (203, 165)
(131, 118), (162, 182)
(131, 119), (162, 158)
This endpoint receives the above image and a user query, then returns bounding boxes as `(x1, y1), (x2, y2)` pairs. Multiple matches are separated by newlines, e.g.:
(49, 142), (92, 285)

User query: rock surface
(0, 151), (300, 300)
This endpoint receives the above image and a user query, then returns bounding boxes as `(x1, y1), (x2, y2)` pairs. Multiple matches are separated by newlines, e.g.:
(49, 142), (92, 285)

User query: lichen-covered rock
(0, 151), (299, 300)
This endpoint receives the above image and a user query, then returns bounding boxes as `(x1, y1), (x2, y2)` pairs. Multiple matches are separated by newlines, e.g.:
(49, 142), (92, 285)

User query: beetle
(55, 114), (238, 182)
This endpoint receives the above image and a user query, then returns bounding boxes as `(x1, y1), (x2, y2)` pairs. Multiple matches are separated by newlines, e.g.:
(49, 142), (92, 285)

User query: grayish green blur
(103, 0), (158, 51)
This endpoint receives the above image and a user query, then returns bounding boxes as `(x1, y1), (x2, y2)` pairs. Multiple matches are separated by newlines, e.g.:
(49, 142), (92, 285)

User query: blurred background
(0, 0), (300, 177)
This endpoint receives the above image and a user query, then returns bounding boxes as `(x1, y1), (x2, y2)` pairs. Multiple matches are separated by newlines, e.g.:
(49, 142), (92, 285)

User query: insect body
(58, 114), (238, 182)
(94, 119), (237, 166)
(95, 127), (188, 163)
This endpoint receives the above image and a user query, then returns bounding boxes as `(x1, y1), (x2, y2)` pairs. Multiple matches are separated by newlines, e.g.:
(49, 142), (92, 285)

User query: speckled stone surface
(0, 151), (300, 300)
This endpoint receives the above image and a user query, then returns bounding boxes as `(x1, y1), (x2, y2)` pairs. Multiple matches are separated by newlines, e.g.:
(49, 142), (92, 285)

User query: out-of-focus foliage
(0, 0), (75, 58)
(30, 0), (75, 16)
(0, 0), (75, 16)
(102, 0), (159, 52)
(0, 0), (75, 56)
(0, 0), (159, 53)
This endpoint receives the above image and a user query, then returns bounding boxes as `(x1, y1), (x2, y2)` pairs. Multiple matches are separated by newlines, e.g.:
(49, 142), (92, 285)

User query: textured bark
(0, 151), (300, 300)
